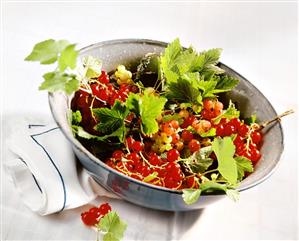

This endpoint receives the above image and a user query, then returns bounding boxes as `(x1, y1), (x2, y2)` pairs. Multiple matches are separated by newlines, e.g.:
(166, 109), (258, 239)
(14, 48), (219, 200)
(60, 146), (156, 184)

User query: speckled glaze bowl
(49, 39), (284, 211)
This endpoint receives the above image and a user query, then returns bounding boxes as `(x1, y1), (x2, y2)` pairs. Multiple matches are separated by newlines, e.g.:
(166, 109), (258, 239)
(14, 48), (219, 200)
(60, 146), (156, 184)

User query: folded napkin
(4, 120), (118, 215)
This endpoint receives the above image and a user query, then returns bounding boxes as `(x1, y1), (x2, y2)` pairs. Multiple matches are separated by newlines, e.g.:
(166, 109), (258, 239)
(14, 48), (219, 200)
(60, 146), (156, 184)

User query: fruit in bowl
(25, 38), (287, 211)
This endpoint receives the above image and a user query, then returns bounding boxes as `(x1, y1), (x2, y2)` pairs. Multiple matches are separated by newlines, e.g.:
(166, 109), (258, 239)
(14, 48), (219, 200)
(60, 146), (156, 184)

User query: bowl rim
(49, 38), (284, 196)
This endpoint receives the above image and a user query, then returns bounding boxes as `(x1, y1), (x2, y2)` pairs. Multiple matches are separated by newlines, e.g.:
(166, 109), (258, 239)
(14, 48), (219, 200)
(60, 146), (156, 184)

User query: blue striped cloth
(4, 123), (116, 215)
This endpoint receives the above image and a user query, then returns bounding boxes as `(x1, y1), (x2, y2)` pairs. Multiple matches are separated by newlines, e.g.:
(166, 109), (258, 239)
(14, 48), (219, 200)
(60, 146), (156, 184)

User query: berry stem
(96, 228), (99, 241)
(257, 109), (295, 130)
(139, 152), (163, 169)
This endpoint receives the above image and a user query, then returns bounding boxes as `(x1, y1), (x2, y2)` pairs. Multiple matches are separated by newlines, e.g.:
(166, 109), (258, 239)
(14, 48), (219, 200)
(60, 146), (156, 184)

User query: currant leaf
(212, 137), (238, 184)
(25, 39), (70, 64)
(97, 211), (127, 241)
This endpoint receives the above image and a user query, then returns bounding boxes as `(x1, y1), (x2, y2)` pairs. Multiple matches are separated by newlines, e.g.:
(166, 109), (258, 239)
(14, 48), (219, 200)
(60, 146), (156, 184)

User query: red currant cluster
(104, 96), (263, 190)
(201, 99), (224, 120)
(81, 203), (112, 226)
(104, 99), (224, 189)
(71, 70), (138, 133)
(215, 118), (262, 164)
(106, 135), (185, 189)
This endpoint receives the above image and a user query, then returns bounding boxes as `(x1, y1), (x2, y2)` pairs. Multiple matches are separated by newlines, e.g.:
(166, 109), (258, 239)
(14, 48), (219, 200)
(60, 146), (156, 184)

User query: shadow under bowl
(49, 39), (284, 211)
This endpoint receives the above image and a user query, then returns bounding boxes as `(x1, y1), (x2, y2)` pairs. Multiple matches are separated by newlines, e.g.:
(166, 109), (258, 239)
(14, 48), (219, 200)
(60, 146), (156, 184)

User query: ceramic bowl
(49, 39), (284, 211)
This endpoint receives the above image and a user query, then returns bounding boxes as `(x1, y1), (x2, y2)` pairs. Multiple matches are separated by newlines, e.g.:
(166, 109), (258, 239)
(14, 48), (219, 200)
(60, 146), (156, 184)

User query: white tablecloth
(1, 2), (298, 240)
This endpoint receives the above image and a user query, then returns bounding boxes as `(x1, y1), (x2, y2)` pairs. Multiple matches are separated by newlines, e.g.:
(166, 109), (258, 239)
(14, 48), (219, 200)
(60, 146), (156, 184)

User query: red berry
(149, 153), (162, 166)
(251, 131), (262, 144)
(98, 71), (110, 84)
(244, 151), (252, 160)
(107, 83), (115, 93)
(112, 150), (124, 160)
(223, 123), (237, 136)
(127, 152), (140, 164)
(181, 116), (196, 128)
(188, 139), (201, 153)
(106, 159), (115, 168)
(250, 148), (261, 163)
(219, 118), (227, 125)
(167, 149), (180, 162)
(170, 120), (179, 129)
(161, 122), (175, 135)
(233, 135), (244, 146)
(89, 207), (101, 218)
(175, 141), (184, 151)
(185, 176), (198, 188)
(181, 130), (194, 142)
(201, 109), (213, 120)
(128, 85), (137, 93)
(238, 124), (250, 137)
(229, 118), (241, 130)
(125, 161), (134, 171)
(99, 203), (112, 215)
(140, 165), (151, 177)
(119, 84), (130, 92)
(132, 141), (144, 152)
(97, 88), (109, 101)
(91, 83), (100, 96)
(164, 176), (180, 188)
(214, 101), (223, 116)
(126, 137), (135, 149)
(81, 212), (98, 226)
(171, 133), (180, 144)
(203, 99), (214, 110)
(216, 124), (225, 137)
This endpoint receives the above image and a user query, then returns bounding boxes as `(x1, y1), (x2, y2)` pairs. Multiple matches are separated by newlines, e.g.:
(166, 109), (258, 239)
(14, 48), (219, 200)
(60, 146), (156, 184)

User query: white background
(1, 1), (298, 240)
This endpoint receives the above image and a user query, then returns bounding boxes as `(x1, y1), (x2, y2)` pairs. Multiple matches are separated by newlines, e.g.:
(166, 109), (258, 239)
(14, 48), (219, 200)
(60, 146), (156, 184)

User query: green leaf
(97, 211), (127, 241)
(58, 44), (78, 71)
(39, 71), (79, 95)
(75, 126), (97, 139)
(198, 80), (218, 98)
(82, 56), (102, 78)
(125, 93), (140, 114)
(162, 113), (183, 124)
(182, 180), (236, 205)
(72, 110), (82, 125)
(65, 77), (80, 95)
(244, 113), (257, 125)
(166, 78), (202, 106)
(212, 137), (238, 184)
(200, 180), (228, 193)
(143, 172), (158, 182)
(200, 127), (216, 137)
(225, 189), (240, 202)
(182, 189), (201, 205)
(182, 178), (241, 205)
(198, 74), (239, 98)
(212, 100), (240, 124)
(181, 146), (213, 173)
(196, 48), (222, 74)
(235, 156), (254, 180)
(103, 232), (118, 241)
(73, 125), (127, 143)
(93, 101), (129, 142)
(25, 39), (69, 64)
(160, 39), (229, 108)
(214, 74), (239, 92)
(127, 89), (167, 135)
(192, 157), (214, 173)
(140, 89), (167, 134)
(160, 38), (182, 83)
